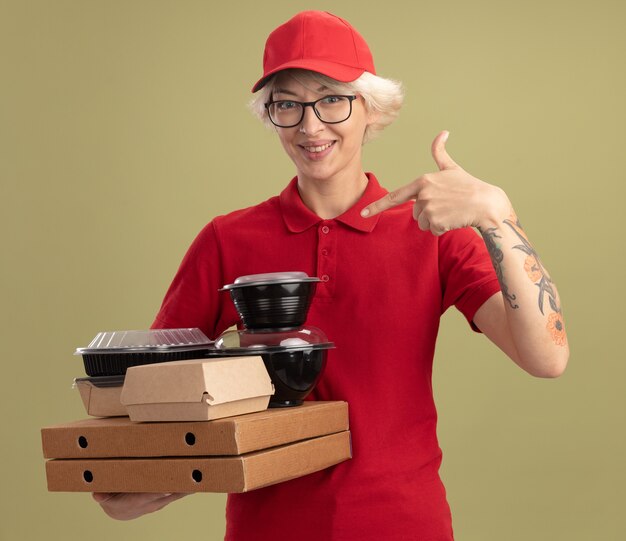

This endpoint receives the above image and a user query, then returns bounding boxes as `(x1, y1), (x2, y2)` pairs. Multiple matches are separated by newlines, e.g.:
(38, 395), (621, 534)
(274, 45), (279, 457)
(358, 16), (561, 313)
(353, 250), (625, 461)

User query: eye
(276, 101), (298, 111)
(320, 96), (342, 105)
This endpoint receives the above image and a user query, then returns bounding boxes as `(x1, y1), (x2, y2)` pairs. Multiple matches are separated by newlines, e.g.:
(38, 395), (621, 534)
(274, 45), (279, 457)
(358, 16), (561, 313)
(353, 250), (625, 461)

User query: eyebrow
(273, 88), (298, 97)
(273, 85), (330, 97)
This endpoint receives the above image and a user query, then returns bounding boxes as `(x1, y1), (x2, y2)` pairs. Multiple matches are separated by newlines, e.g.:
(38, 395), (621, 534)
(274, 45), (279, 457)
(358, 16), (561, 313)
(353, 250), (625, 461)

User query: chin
(301, 167), (337, 182)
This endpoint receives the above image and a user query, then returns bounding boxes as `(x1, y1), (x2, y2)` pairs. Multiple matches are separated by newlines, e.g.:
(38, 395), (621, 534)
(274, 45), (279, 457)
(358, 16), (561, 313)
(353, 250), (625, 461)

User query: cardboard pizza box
(41, 401), (349, 458)
(45, 430), (351, 493)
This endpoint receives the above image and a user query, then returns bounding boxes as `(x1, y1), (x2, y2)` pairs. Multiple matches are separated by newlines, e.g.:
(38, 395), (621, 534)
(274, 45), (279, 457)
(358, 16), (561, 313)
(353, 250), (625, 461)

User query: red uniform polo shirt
(153, 173), (501, 541)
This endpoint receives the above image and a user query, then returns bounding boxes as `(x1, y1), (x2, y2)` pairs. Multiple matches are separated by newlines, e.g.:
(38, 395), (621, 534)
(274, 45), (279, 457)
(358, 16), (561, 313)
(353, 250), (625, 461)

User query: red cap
(252, 11), (376, 93)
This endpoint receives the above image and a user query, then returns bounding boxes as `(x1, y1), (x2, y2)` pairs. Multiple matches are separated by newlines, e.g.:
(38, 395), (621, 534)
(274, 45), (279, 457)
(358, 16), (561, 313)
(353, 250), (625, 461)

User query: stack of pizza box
(41, 358), (351, 493)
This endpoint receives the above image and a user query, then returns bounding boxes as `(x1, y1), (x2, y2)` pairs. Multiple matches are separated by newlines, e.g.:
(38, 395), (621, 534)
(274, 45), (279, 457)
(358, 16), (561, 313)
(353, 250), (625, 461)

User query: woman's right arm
(92, 223), (225, 520)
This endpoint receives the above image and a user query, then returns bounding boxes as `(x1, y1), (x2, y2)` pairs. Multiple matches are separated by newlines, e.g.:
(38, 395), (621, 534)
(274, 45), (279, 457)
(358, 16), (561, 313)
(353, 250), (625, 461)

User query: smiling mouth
(301, 142), (335, 153)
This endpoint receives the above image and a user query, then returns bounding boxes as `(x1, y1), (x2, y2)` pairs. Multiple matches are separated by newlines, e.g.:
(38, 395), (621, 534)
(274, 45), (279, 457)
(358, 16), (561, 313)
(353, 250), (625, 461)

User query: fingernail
(443, 131), (450, 141)
(360, 208), (370, 217)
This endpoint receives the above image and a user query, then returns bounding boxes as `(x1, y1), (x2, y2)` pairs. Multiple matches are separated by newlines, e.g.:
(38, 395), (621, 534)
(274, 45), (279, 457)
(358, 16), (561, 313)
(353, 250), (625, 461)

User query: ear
(363, 99), (380, 126)
(354, 94), (376, 125)
(367, 110), (380, 127)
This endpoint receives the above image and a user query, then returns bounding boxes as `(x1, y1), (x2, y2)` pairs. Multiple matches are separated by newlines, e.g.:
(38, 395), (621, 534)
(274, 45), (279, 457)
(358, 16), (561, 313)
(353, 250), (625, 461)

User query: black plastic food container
(220, 272), (320, 330)
(209, 327), (334, 407)
(75, 329), (213, 377)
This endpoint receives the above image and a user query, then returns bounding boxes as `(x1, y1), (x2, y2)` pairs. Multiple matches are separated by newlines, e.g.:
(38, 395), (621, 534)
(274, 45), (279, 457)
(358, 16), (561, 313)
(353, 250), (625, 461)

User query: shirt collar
(279, 173), (388, 233)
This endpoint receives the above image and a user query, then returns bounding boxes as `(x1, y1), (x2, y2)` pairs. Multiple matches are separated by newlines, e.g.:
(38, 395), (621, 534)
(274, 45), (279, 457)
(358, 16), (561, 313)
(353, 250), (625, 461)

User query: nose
(299, 104), (324, 135)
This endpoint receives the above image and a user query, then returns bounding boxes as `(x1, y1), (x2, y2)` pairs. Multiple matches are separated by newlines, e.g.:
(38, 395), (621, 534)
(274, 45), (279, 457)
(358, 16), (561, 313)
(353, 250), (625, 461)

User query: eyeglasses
(265, 95), (358, 128)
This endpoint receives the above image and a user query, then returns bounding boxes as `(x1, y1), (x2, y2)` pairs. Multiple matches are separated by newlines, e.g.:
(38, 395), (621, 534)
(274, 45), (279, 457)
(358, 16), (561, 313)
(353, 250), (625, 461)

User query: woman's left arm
(471, 212), (569, 378)
(361, 130), (569, 377)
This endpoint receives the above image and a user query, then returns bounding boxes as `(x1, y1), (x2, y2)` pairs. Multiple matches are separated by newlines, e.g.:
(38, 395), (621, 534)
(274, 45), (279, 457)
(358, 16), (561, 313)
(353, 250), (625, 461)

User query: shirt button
(321, 248), (329, 256)
(321, 274), (330, 282)
(321, 225), (330, 234)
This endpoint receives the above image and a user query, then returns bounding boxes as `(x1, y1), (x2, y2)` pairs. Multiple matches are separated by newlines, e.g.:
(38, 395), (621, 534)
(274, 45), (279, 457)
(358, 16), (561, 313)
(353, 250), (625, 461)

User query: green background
(2, 0), (624, 539)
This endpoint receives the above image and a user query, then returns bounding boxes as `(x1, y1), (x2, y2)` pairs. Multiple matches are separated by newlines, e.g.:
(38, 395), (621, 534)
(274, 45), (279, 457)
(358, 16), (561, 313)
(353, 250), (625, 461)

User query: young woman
(93, 11), (568, 540)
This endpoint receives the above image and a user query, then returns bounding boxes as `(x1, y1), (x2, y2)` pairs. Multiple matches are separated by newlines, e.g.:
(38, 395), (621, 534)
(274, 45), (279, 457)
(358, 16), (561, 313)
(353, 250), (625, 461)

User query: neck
(297, 171), (369, 219)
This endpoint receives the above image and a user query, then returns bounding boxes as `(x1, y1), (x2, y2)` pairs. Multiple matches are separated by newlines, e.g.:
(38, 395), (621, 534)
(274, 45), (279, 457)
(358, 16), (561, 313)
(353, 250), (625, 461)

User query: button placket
(316, 221), (337, 298)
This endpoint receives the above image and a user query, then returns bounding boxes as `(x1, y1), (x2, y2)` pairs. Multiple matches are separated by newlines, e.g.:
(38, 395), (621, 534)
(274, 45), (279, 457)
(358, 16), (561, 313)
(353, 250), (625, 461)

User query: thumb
(431, 130), (458, 171)
(92, 493), (116, 503)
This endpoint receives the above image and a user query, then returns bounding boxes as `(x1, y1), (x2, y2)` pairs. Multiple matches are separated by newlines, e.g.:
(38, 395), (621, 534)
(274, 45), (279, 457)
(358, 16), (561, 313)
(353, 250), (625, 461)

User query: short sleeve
(439, 227), (501, 332)
(151, 221), (225, 339)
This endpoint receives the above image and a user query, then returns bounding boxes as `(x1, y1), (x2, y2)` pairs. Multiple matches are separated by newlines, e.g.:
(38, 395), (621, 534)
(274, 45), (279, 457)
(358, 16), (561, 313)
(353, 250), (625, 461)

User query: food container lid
(74, 328), (213, 355)
(211, 326), (334, 354)
(220, 271), (320, 291)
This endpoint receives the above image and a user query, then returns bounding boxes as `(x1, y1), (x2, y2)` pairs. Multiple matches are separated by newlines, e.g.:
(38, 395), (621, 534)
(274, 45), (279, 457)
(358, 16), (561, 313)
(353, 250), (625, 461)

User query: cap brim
(251, 60), (367, 92)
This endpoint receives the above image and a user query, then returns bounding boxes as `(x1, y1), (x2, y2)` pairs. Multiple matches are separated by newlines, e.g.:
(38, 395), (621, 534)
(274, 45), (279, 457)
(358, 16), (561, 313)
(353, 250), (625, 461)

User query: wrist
(476, 185), (511, 230)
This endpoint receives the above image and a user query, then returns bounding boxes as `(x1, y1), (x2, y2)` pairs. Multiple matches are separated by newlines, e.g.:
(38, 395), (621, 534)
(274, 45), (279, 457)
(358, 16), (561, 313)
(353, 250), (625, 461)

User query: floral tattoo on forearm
(479, 213), (566, 346)
(502, 213), (566, 346)
(487, 212), (567, 346)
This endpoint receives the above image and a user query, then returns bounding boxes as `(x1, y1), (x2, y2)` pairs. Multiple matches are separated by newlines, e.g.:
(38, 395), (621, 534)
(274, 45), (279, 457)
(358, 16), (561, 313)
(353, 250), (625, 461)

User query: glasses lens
(314, 96), (352, 123)
(268, 101), (303, 128)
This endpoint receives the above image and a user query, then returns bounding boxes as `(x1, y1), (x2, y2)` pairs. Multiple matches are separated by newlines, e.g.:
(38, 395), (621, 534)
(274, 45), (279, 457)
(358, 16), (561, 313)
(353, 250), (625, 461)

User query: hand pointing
(361, 131), (510, 235)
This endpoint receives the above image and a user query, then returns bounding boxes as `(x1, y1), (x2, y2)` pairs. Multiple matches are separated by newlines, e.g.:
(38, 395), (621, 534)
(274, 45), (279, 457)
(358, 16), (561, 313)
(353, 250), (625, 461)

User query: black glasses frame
(264, 95), (358, 128)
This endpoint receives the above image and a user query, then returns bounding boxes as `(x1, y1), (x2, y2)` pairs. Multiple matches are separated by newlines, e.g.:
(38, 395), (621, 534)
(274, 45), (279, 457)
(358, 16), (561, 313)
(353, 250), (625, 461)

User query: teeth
(304, 142), (333, 153)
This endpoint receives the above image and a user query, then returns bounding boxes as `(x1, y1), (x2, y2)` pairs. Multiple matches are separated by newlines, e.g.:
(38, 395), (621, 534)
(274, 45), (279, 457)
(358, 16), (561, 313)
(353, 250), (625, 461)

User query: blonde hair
(249, 69), (404, 144)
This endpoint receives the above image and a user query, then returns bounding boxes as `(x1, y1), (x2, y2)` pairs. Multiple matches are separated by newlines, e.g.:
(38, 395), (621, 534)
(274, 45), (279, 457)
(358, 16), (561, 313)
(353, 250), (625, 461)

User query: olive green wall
(2, 0), (624, 539)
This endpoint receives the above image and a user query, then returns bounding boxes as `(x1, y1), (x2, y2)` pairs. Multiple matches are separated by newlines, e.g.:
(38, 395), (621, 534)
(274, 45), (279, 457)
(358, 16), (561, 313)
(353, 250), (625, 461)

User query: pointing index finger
(361, 182), (419, 218)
